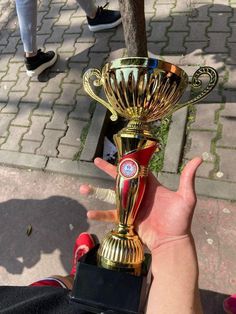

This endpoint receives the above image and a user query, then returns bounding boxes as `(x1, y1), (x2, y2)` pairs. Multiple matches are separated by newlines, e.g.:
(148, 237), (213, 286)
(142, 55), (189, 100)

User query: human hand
(80, 157), (202, 253)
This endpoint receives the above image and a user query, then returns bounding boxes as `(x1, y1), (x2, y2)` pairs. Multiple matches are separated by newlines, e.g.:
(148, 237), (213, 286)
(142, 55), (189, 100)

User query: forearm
(146, 236), (203, 314)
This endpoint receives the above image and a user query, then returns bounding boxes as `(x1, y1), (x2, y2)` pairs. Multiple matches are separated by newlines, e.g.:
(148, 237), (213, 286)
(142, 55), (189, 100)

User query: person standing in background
(15, 1), (122, 77)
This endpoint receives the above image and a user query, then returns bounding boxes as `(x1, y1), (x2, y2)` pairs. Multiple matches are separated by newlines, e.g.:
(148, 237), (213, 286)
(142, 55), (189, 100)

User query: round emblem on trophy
(119, 158), (139, 179)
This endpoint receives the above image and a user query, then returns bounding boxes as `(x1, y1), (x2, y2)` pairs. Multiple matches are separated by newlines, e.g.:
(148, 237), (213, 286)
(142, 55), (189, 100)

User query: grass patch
(73, 99), (97, 161)
(149, 117), (171, 173)
(177, 104), (197, 173)
(73, 122), (90, 161)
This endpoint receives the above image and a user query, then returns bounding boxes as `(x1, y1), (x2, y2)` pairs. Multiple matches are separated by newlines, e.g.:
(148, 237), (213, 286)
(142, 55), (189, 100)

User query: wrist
(146, 235), (202, 314)
(150, 234), (198, 275)
(151, 233), (192, 253)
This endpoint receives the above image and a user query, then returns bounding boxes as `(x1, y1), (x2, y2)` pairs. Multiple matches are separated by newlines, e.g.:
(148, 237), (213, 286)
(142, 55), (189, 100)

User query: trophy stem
(98, 122), (158, 276)
(124, 120), (153, 138)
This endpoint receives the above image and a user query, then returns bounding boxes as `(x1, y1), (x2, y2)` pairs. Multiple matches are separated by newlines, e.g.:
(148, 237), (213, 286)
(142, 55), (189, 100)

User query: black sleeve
(0, 286), (87, 314)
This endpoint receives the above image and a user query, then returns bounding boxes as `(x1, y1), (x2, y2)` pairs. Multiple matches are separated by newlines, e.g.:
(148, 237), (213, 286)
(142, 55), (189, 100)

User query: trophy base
(70, 245), (151, 314)
(97, 228), (144, 276)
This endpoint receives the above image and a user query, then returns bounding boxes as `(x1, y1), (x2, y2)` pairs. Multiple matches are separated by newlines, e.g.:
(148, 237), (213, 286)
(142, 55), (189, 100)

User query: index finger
(94, 157), (117, 179)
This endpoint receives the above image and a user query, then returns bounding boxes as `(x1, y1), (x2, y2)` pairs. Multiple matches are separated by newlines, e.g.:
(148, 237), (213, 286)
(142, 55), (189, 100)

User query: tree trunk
(119, 0), (148, 57)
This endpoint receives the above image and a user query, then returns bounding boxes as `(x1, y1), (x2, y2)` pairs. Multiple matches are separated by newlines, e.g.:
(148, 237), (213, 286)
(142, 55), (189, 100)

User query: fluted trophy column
(98, 122), (158, 275)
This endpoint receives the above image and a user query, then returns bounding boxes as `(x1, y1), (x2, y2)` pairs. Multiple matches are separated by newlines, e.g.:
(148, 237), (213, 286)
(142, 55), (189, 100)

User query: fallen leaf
(26, 224), (33, 236)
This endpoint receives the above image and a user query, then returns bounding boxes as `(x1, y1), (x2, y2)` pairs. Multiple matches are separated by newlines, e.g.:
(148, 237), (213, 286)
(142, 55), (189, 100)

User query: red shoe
(70, 232), (95, 276)
(224, 294), (236, 313)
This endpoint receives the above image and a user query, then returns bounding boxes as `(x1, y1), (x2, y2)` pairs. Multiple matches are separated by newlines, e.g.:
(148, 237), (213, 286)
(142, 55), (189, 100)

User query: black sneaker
(87, 3), (122, 32)
(24, 49), (58, 77)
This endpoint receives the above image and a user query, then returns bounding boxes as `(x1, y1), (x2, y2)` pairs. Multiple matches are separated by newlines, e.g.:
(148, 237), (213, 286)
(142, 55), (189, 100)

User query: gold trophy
(71, 57), (218, 313)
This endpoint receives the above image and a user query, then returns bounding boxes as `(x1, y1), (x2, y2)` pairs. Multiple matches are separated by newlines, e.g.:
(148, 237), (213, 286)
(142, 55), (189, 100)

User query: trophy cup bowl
(70, 57), (218, 313)
(83, 57), (218, 124)
(98, 58), (189, 122)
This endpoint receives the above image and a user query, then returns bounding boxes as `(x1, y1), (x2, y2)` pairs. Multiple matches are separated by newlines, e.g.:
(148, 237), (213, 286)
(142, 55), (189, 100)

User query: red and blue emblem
(119, 158), (139, 179)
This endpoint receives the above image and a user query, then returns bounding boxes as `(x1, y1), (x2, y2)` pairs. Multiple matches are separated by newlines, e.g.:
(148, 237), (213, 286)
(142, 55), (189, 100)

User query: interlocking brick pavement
(157, 0), (236, 202)
(0, 0), (125, 173)
(0, 0), (235, 198)
(0, 1), (235, 312)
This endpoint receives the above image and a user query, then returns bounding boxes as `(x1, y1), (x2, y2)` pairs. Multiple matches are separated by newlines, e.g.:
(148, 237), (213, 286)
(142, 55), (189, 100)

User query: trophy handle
(168, 66), (218, 115)
(83, 68), (118, 121)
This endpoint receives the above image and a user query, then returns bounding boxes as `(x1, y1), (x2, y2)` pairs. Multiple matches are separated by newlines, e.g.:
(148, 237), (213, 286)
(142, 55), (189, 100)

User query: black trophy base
(70, 245), (151, 314)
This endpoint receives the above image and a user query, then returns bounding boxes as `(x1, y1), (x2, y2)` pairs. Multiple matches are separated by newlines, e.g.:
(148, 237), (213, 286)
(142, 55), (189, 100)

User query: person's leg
(76, 0), (97, 18)
(15, 0), (57, 77)
(30, 233), (95, 290)
(76, 0), (122, 32)
(15, 0), (37, 55)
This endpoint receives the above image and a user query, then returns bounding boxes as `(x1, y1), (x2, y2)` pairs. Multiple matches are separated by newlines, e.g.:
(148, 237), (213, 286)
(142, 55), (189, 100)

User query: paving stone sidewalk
(0, 0), (124, 177)
(147, 0), (236, 202)
(1, 1), (236, 312)
(1, 0), (236, 200)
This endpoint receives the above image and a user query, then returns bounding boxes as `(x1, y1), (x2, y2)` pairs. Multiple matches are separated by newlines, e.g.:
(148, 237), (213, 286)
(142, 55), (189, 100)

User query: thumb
(178, 157), (202, 201)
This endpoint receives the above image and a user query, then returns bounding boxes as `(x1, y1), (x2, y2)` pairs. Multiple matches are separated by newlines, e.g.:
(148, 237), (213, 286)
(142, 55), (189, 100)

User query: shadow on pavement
(0, 196), (88, 275)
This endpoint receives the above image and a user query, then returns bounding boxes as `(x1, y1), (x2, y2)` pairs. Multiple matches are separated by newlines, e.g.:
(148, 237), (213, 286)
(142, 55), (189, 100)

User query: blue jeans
(15, 0), (97, 53)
